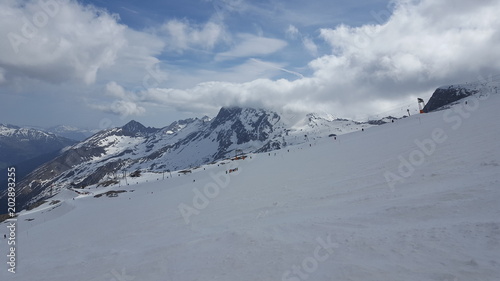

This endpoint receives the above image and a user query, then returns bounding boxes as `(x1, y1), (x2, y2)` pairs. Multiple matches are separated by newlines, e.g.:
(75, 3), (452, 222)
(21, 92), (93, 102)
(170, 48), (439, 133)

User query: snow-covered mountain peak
(6, 105), (401, 209)
(50, 125), (79, 132)
(0, 124), (57, 140)
(0, 124), (77, 176)
(161, 117), (200, 135)
(0, 124), (19, 136)
(209, 107), (281, 133)
(306, 112), (336, 122)
(121, 120), (158, 136)
(438, 78), (500, 92)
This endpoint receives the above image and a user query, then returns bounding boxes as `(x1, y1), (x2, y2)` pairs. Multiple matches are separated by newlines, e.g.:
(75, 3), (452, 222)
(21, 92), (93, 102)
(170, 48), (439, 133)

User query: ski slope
(1, 92), (499, 281)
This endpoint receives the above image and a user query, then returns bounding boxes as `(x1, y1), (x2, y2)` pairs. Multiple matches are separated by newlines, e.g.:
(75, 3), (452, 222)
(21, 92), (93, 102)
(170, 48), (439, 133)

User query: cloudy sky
(1, 0), (499, 129)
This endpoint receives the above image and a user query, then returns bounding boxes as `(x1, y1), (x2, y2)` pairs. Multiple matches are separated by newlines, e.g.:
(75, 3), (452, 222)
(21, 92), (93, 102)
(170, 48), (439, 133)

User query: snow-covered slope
(1, 88), (499, 281)
(286, 113), (374, 145)
(10, 107), (378, 210)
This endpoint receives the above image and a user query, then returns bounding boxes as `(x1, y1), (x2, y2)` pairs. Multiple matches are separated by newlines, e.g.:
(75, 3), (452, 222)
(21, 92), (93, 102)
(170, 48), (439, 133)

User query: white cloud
(0, 0), (168, 112)
(105, 81), (128, 99)
(302, 37), (318, 57)
(215, 34), (287, 61)
(91, 81), (145, 117)
(285, 24), (318, 57)
(161, 19), (227, 52)
(250, 59), (304, 79)
(98, 28), (168, 91)
(316, 0), (500, 96)
(93, 100), (146, 117)
(2, 0), (500, 126)
(285, 24), (299, 39)
(141, 77), (331, 115)
(139, 0), (500, 120)
(153, 57), (306, 91)
(0, 0), (127, 85)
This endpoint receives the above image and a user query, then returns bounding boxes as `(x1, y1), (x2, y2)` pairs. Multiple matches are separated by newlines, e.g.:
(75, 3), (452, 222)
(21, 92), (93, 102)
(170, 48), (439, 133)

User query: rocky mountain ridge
(2, 106), (380, 211)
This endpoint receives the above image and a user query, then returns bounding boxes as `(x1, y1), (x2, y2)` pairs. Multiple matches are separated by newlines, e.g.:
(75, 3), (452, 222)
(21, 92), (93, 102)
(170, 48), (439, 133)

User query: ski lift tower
(417, 98), (426, 113)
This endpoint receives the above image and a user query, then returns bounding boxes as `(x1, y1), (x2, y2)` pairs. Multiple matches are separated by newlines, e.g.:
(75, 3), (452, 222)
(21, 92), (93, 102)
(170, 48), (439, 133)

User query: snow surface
(1, 93), (499, 281)
(22, 108), (379, 206)
(0, 125), (53, 140)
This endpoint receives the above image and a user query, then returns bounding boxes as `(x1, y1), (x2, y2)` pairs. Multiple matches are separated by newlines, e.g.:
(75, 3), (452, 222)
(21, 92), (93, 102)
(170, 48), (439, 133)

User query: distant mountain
(0, 124), (77, 209)
(46, 125), (96, 141)
(1, 107), (385, 212)
(0, 124), (77, 171)
(288, 112), (374, 138)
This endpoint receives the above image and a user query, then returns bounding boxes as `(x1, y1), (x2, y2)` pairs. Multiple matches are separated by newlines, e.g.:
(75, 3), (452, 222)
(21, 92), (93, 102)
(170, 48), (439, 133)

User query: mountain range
(1, 107), (380, 212)
(44, 125), (96, 141)
(3, 79), (498, 213)
(0, 124), (77, 176)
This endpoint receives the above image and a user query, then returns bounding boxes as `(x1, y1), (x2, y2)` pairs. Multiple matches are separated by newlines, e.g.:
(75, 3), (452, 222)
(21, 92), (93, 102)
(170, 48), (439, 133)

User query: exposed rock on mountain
(424, 81), (499, 112)
(2, 106), (386, 212)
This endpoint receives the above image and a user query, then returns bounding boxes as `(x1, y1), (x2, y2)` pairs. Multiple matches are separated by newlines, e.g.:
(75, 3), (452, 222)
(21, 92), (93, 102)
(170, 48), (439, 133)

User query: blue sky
(1, 0), (500, 129)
